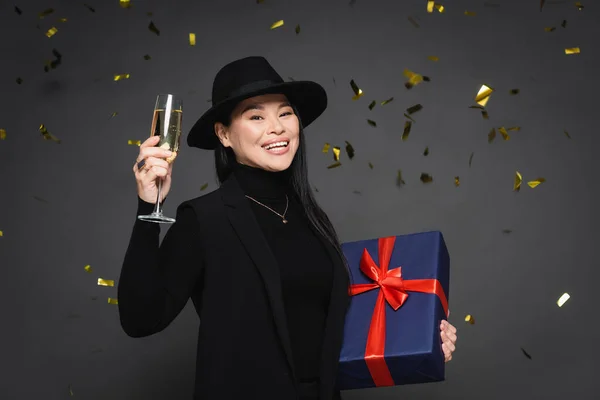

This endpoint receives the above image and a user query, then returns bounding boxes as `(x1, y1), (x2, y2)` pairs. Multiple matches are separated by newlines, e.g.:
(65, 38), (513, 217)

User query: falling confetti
(327, 162), (341, 169)
(565, 47), (581, 55)
(98, 278), (115, 287)
(499, 126), (509, 140)
(43, 49), (62, 72)
(0, 129), (6, 140)
(84, 4), (96, 12)
(345, 141), (355, 159)
(143, 54), (152, 61)
(564, 130), (571, 139)
(488, 128), (496, 143)
(333, 146), (341, 161)
(45, 27), (58, 38)
(270, 20), (284, 29)
(0, 230), (3, 237)
(107, 298), (118, 305)
(368, 162), (374, 169)
(407, 104), (423, 115)
(322, 143), (331, 153)
(408, 16), (420, 28)
(110, 112), (118, 119)
(575, 2), (584, 10)
(482, 110), (489, 120)
(427, 0), (435, 12)
(84, 265), (92, 273)
(368, 101), (376, 110)
(469, 152), (474, 167)
(402, 121), (412, 141)
(557, 292), (570, 307)
(15, 6), (22, 15)
(114, 74), (131, 81)
(200, 183), (208, 191)
(148, 21), (160, 35)
(189, 33), (196, 46)
(16, 77), (23, 84)
(514, 171), (522, 192)
(404, 69), (424, 89)
(120, 0), (132, 8)
(464, 315), (475, 324)
(521, 348), (532, 359)
(545, 27), (556, 32)
(454, 176), (460, 187)
(435, 4), (445, 13)
(527, 178), (546, 188)
(396, 170), (406, 186)
(404, 113), (415, 123)
(381, 97), (394, 106)
(420, 173), (433, 183)
(423, 147), (429, 156)
(295, 24), (301, 34)
(39, 124), (60, 143)
(128, 140), (141, 146)
(502, 229), (513, 234)
(68, 384), (74, 396)
(428, 56), (439, 62)
(475, 85), (494, 107)
(510, 88), (520, 95)
(367, 119), (377, 127)
(39, 8), (55, 18)
(465, 10), (476, 16)
(60, 17), (67, 22)
(350, 80), (363, 100)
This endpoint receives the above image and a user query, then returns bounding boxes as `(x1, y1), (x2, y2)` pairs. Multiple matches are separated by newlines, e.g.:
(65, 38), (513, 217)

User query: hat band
(225, 79), (282, 100)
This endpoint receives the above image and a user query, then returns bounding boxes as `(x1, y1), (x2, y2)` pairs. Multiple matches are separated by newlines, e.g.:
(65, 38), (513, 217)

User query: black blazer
(118, 174), (351, 400)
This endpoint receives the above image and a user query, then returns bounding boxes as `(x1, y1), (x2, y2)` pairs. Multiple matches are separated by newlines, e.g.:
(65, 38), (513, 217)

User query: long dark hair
(214, 105), (351, 280)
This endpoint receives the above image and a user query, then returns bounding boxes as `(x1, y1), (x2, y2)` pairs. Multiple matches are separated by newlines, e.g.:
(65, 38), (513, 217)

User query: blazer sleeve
(117, 196), (204, 338)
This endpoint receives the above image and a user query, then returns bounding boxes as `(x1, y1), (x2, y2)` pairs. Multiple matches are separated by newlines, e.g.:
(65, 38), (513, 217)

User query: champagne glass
(137, 94), (183, 224)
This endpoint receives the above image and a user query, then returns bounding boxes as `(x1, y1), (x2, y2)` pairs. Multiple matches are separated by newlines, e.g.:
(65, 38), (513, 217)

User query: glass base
(137, 212), (176, 224)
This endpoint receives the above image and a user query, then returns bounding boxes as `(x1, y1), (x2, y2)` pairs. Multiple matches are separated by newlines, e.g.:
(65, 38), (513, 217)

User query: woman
(118, 56), (457, 400)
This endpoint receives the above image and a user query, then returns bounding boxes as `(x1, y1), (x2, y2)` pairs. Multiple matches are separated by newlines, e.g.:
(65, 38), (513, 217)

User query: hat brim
(186, 80), (327, 150)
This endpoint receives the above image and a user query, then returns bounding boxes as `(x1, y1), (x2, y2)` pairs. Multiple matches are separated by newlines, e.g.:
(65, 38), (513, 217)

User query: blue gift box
(337, 231), (450, 390)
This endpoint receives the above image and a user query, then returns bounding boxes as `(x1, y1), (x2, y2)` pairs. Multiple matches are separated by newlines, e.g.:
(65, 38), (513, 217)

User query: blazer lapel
(220, 175), (297, 383)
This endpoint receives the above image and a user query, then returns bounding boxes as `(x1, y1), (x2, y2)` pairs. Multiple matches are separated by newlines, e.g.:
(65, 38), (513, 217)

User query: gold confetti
(435, 4), (445, 13)
(257, 0), (265, 3)
(270, 20), (284, 29)
(544, 27), (556, 32)
(0, 129), (6, 140)
(110, 112), (118, 119)
(42, 48), (62, 73)
(333, 146), (341, 161)
(475, 84), (494, 107)
(396, 170), (406, 186)
(557, 292), (570, 307)
(469, 152), (474, 167)
(404, 69), (424, 89)
(368, 162), (374, 169)
(561, 20), (567, 28)
(322, 143), (330, 153)
(84, 4), (96, 12)
(345, 141), (355, 159)
(148, 21), (160, 35)
(16, 77), (23, 84)
(327, 161), (341, 169)
(423, 147), (429, 156)
(200, 183), (208, 191)
(402, 121), (412, 140)
(408, 16), (420, 28)
(464, 315), (475, 324)
(499, 126), (509, 140)
(420, 173), (433, 183)
(147, 12), (153, 16)
(84, 265), (92, 273)
(39, 124), (60, 143)
(60, 18), (67, 22)
(482, 110), (489, 119)
(564, 130), (571, 139)
(0, 230), (3, 237)
(120, 0), (132, 8)
(527, 178), (546, 188)
(144, 54), (151, 60)
(114, 74), (130, 81)
(469, 105), (484, 110)
(68, 384), (74, 396)
(465, 10), (477, 16)
(510, 88), (520, 95)
(368, 101), (376, 110)
(39, 8), (54, 18)
(575, 2), (584, 10)
(427, 56), (439, 62)
(407, 104), (423, 114)
(521, 347), (532, 359)
(454, 176), (460, 187)
(15, 6), (22, 15)
(404, 113), (415, 123)
(295, 24), (301, 34)
(128, 140), (141, 146)
(381, 97), (394, 106)
(367, 119), (377, 127)
(514, 171), (522, 192)
(350, 80), (363, 100)
(46, 27), (58, 38)
(565, 47), (580, 55)
(508, 126), (521, 131)
(488, 128), (496, 143)
(189, 33), (196, 46)
(427, 0), (435, 12)
(98, 278), (115, 287)
(107, 298), (119, 305)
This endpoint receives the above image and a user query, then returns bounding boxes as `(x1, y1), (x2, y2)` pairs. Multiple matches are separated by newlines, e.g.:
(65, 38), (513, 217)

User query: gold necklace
(244, 194), (289, 224)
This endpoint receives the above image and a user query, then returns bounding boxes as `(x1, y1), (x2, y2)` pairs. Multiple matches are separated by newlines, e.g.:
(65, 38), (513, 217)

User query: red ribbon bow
(349, 236), (449, 387)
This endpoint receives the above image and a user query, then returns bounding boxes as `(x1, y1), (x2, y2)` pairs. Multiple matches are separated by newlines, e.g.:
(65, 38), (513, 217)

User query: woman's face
(214, 93), (300, 172)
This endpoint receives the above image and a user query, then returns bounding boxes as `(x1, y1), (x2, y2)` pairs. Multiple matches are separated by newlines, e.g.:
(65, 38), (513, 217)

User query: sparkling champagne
(151, 108), (182, 163)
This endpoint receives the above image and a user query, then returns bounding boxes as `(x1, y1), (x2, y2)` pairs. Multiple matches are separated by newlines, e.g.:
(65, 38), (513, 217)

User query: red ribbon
(349, 236), (449, 387)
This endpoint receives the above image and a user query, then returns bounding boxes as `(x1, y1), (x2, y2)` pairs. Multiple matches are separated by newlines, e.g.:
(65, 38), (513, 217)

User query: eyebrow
(240, 101), (292, 115)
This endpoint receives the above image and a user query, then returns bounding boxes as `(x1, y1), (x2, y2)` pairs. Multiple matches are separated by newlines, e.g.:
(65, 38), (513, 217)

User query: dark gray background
(1, 0), (598, 399)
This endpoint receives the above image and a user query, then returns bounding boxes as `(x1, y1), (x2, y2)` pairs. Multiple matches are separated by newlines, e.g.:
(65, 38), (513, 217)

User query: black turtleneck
(232, 163), (333, 383)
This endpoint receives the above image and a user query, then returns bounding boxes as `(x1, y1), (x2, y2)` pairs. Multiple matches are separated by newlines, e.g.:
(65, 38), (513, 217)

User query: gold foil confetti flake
(564, 130), (571, 139)
(84, 4), (96, 12)
(350, 80), (363, 100)
(514, 171), (522, 192)
(39, 8), (55, 18)
(469, 105), (484, 110)
(327, 161), (341, 169)
(428, 56), (439, 62)
(367, 119), (377, 127)
(499, 126), (509, 140)
(420, 173), (433, 183)
(0, 231), (3, 237)
(521, 348), (532, 359)
(295, 24), (301, 34)
(488, 128), (496, 143)
(396, 170), (406, 186)
(402, 121), (412, 141)
(408, 16), (420, 28)
(565, 47), (581, 55)
(15, 6), (22, 15)
(368, 162), (374, 169)
(200, 183), (209, 191)
(148, 21), (160, 35)
(507, 126), (521, 131)
(427, 1), (435, 12)
(557, 292), (570, 307)
(510, 88), (520, 95)
(60, 18), (67, 22)
(45, 27), (58, 38)
(482, 110), (489, 120)
(114, 74), (130, 81)
(110, 112), (118, 119)
(368, 101), (376, 110)
(144, 54), (151, 60)
(575, 2), (584, 10)
(147, 12), (153, 16)
(120, 0), (132, 8)
(0, 129), (6, 140)
(345, 141), (355, 159)
(454, 176), (460, 187)
(404, 113), (415, 123)
(333, 146), (341, 161)
(527, 178), (546, 188)
(98, 278), (115, 287)
(545, 27), (556, 32)
(39, 124), (60, 143)
(475, 84), (494, 107)
(189, 33), (196, 46)
(561, 20), (567, 28)
(407, 104), (423, 114)
(469, 152), (474, 167)
(270, 20), (284, 29)
(322, 143), (331, 153)
(84, 265), (92, 273)
(502, 229), (513, 234)
(464, 315), (475, 324)
(404, 69), (424, 89)
(381, 97), (394, 106)
(435, 4), (445, 13)
(107, 298), (118, 305)
(128, 139), (141, 146)
(68, 384), (74, 396)
(423, 147), (429, 156)
(465, 10), (477, 16)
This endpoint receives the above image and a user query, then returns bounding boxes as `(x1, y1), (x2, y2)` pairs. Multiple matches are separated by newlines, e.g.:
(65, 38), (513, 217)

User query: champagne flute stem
(153, 177), (163, 214)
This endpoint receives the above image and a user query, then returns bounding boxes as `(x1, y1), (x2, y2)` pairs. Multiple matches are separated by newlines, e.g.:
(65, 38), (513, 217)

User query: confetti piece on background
(514, 171), (522, 191)
(499, 126), (509, 140)
(420, 173), (433, 183)
(327, 162), (341, 169)
(114, 74), (130, 81)
(39, 124), (60, 143)
(345, 141), (355, 159)
(60, 17), (67, 22)
(561, 20), (567, 28)
(428, 56), (439, 62)
(128, 140), (141, 146)
(540, 0), (546, 11)
(557, 292), (570, 307)
(110, 112), (118, 119)
(404, 113), (415, 122)
(565, 47), (580, 55)
(475, 85), (494, 107)
(200, 183), (208, 191)
(46, 27), (58, 38)
(381, 97), (394, 106)
(107, 298), (118, 305)
(0, 129), (6, 140)
(423, 147), (429, 156)
(564, 130), (571, 139)
(98, 278), (115, 287)
(545, 27), (556, 32)
(367, 119), (377, 127)
(575, 2), (584, 10)
(350, 80), (363, 100)
(44, 49), (62, 72)
(39, 8), (54, 18)
(295, 24), (301, 34)
(322, 143), (330, 153)
(148, 21), (160, 35)
(510, 89), (520, 95)
(270, 20), (284, 29)
(454, 176), (460, 187)
(144, 54), (151, 60)
(521, 348), (532, 359)
(368, 162), (374, 169)
(120, 0), (132, 8)
(528, 178), (546, 188)
(408, 16), (420, 28)
(435, 4), (445, 13)
(84, 265), (92, 273)
(189, 33), (196, 46)
(488, 128), (496, 143)
(402, 121), (412, 140)
(368, 101), (376, 110)
(502, 229), (513, 234)
(469, 152), (474, 167)
(404, 69), (424, 89)
(16, 77), (23, 84)
(68, 384), (74, 396)
(396, 170), (406, 186)
(465, 10), (476, 16)
(407, 104), (423, 114)
(465, 315), (475, 324)
(0, 231), (3, 237)
(427, 1), (434, 12)
(15, 6), (22, 15)
(84, 4), (96, 12)
(333, 146), (341, 161)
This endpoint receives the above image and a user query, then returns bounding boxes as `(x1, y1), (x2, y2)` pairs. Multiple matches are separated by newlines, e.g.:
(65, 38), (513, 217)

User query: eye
(280, 111), (293, 117)
(249, 115), (263, 120)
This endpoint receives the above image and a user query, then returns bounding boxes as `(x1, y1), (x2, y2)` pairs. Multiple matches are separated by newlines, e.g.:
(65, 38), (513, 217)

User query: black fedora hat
(187, 56), (328, 150)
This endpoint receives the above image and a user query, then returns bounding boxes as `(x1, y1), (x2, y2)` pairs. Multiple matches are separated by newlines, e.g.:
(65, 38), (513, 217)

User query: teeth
(264, 141), (288, 150)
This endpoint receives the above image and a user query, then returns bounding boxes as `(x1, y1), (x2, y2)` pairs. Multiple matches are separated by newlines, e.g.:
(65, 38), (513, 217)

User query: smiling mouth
(262, 141), (289, 150)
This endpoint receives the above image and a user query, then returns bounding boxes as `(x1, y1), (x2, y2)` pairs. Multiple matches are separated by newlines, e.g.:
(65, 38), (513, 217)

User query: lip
(261, 137), (290, 148)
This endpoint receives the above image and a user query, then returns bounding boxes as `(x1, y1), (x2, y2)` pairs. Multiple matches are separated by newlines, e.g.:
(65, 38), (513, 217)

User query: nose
(267, 115), (285, 135)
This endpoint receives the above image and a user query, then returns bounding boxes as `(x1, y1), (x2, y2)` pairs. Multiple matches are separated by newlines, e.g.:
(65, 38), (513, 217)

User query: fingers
(140, 135), (160, 149)
(134, 156), (170, 180)
(440, 320), (457, 334)
(442, 342), (453, 363)
(138, 146), (173, 163)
